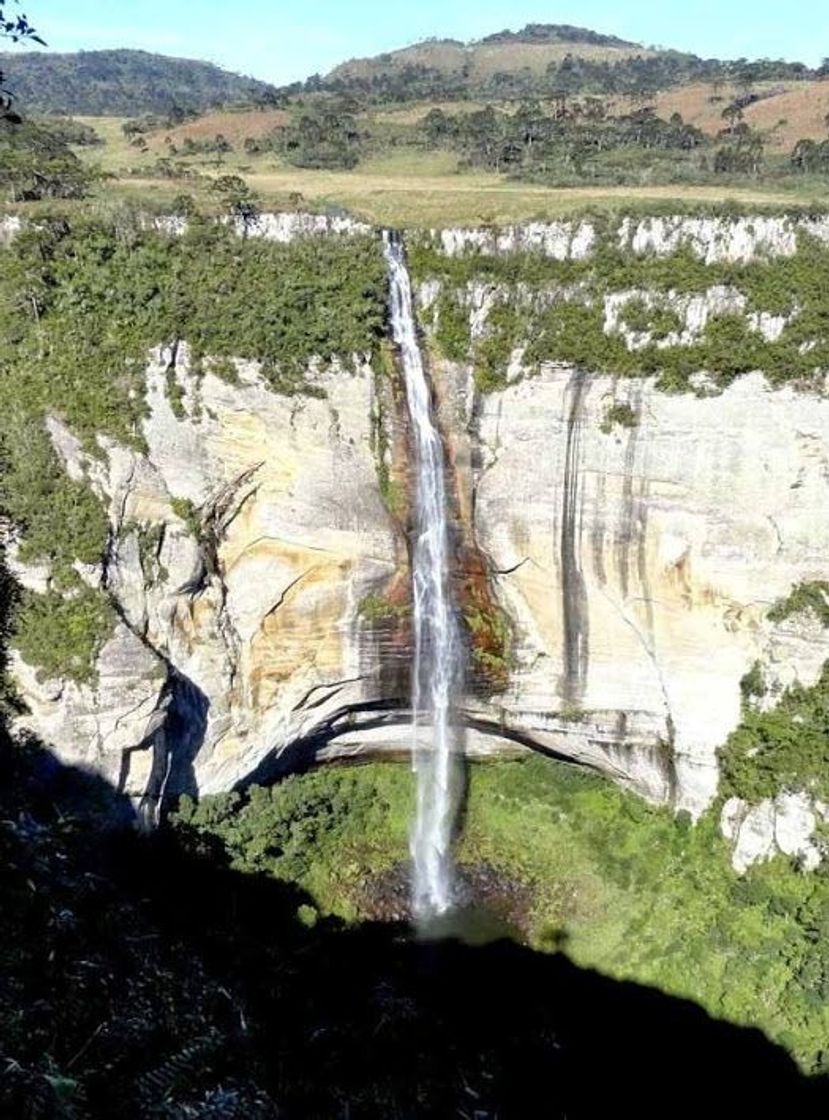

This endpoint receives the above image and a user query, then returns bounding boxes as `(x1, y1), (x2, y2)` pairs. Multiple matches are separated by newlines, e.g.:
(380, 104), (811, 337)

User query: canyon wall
(7, 213), (829, 866)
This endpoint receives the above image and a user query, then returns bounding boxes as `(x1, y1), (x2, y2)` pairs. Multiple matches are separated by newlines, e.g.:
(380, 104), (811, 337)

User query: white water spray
(383, 231), (462, 919)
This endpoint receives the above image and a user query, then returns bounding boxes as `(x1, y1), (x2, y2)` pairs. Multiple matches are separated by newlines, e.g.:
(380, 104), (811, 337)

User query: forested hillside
(0, 49), (279, 115)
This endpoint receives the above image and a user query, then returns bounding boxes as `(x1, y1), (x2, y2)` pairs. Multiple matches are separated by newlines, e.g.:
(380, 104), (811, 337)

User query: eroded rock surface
(721, 793), (826, 873)
(457, 367), (829, 816)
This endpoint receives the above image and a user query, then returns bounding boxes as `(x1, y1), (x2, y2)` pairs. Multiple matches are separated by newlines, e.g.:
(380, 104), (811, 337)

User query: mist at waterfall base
(383, 231), (465, 926)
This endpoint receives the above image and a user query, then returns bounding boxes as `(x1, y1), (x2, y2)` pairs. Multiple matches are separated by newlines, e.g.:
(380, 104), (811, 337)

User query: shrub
(600, 402), (638, 434)
(12, 586), (114, 684)
(768, 581), (829, 627)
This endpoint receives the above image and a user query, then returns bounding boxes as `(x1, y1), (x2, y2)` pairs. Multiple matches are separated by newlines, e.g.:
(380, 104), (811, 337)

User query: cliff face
(453, 367), (829, 817)
(13, 347), (404, 815)
(8, 213), (829, 862)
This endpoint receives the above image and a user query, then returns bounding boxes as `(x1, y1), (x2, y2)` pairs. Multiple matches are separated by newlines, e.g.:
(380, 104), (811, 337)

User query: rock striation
(450, 367), (829, 819)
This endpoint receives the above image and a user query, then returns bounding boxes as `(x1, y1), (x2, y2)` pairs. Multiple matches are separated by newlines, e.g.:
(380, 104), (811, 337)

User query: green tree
(1, 2), (43, 119)
(282, 102), (363, 170)
(209, 173), (260, 229)
(1, 2), (42, 44)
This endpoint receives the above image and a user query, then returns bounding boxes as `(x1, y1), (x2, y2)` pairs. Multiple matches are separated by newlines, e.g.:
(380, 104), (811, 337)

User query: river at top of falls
(382, 230), (462, 920)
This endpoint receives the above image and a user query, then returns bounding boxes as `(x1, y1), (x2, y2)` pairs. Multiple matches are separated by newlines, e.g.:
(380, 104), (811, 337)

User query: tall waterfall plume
(382, 230), (462, 919)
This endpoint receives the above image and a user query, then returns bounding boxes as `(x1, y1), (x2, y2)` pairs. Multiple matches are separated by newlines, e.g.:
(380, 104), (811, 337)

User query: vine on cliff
(719, 662), (829, 802)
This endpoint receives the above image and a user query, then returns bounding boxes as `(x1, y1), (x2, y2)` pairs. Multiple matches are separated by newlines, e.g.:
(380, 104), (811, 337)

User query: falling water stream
(382, 230), (462, 920)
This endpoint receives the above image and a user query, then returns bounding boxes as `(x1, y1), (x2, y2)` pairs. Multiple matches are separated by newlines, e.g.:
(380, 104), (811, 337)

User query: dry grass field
(63, 101), (829, 229)
(162, 108), (289, 147)
(100, 162), (828, 228)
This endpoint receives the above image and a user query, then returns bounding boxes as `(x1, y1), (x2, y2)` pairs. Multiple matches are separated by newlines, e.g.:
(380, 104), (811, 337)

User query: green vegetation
(431, 288), (530, 390)
(0, 213), (386, 440)
(718, 587), (829, 800)
(130, 521), (168, 585)
(175, 755), (829, 1073)
(768, 580), (829, 627)
(432, 289), (470, 361)
(0, 48), (280, 115)
(174, 768), (413, 919)
(0, 116), (95, 200)
(619, 295), (683, 339)
(0, 411), (111, 676)
(0, 419), (108, 581)
(358, 592), (410, 622)
(0, 213), (387, 678)
(600, 401), (638, 433)
(721, 663), (829, 802)
(740, 660), (767, 701)
(35, 116), (104, 147)
(282, 101), (363, 170)
(12, 585), (114, 683)
(420, 101), (716, 189)
(463, 600), (513, 685)
(370, 343), (408, 517)
(411, 222), (829, 392)
(170, 497), (202, 540)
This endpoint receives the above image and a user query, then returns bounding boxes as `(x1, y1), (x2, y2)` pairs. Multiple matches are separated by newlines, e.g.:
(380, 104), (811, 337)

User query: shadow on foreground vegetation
(2, 731), (827, 1119)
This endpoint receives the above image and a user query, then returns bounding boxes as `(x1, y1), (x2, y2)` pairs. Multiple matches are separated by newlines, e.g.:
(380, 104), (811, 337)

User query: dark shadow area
(136, 667), (210, 824)
(2, 734), (828, 1119)
(106, 593), (210, 823)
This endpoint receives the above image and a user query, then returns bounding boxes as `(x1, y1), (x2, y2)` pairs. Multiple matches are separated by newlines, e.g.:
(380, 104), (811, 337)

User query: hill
(322, 23), (815, 103)
(4, 22), (829, 223)
(329, 23), (653, 92)
(0, 49), (279, 115)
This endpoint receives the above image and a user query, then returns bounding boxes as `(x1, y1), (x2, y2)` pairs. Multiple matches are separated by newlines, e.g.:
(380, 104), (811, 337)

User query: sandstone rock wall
(13, 346), (405, 812)
(9, 214), (829, 854)
(451, 367), (829, 818)
(431, 213), (829, 263)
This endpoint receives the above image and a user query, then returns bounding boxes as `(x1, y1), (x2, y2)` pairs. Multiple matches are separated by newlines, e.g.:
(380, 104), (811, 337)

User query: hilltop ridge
(478, 23), (640, 47)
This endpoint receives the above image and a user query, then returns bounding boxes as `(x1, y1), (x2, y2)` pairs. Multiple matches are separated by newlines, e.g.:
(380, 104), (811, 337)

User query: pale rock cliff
(155, 211), (371, 241)
(8, 215), (829, 854)
(433, 214), (829, 265)
(440, 366), (829, 819)
(438, 221), (595, 259)
(0, 214), (22, 244)
(13, 345), (404, 813)
(721, 793), (827, 873)
(618, 214), (829, 262)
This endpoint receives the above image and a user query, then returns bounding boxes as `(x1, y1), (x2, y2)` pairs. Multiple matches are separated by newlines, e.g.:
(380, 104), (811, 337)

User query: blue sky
(15, 1), (829, 84)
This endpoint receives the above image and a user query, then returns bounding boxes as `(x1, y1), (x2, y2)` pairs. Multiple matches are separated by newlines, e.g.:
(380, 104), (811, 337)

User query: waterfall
(382, 230), (462, 919)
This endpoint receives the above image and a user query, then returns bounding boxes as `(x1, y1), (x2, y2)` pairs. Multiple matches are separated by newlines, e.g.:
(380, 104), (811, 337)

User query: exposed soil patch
(152, 108), (289, 149)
